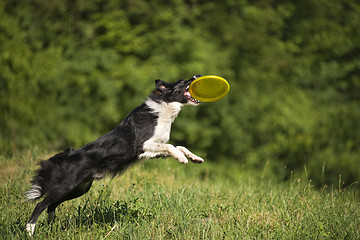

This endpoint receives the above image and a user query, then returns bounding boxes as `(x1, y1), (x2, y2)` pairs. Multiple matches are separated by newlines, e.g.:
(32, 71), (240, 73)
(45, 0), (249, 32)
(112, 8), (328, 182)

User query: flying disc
(189, 75), (230, 102)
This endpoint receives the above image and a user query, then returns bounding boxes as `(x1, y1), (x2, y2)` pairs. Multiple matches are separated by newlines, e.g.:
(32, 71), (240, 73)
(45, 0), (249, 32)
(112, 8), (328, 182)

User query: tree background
(1, 0), (359, 188)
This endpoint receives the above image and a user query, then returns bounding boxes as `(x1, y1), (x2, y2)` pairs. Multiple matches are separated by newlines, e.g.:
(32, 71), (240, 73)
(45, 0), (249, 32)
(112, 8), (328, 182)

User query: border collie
(26, 75), (204, 236)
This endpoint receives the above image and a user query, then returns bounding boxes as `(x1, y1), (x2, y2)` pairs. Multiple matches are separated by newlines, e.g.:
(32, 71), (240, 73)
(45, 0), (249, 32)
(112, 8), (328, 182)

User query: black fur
(25, 75), (203, 236)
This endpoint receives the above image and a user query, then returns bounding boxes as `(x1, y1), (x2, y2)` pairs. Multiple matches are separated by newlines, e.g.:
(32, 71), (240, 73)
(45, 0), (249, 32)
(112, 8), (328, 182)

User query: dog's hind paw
(26, 223), (36, 237)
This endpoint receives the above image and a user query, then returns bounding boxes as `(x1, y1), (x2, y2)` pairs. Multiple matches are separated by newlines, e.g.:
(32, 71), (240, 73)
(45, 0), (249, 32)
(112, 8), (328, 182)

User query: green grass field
(1, 150), (359, 239)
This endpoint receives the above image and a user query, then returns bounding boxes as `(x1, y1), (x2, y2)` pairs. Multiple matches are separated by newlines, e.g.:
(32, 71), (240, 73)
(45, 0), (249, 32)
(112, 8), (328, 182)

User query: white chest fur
(145, 99), (183, 144)
(139, 98), (203, 164)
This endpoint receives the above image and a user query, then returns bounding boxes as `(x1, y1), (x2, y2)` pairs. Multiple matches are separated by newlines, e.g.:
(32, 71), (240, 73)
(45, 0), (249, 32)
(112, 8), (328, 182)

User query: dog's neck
(145, 98), (183, 121)
(144, 98), (183, 143)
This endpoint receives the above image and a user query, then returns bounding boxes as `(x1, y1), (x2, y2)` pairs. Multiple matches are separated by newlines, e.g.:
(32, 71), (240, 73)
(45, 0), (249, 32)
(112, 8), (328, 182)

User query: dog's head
(150, 75), (201, 106)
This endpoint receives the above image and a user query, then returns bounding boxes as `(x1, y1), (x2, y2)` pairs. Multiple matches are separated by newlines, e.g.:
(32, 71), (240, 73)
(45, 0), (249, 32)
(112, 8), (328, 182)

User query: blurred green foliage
(1, 0), (359, 188)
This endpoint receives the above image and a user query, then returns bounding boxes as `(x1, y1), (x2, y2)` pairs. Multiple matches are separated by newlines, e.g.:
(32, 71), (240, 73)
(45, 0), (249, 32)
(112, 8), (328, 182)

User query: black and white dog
(26, 75), (204, 236)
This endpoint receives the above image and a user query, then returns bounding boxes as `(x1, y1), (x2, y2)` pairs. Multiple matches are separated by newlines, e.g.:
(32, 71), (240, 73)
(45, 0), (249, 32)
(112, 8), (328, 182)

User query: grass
(0, 150), (359, 239)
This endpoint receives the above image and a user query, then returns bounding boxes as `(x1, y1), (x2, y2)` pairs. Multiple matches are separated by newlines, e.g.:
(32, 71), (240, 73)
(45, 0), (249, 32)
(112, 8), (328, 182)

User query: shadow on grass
(73, 192), (155, 228)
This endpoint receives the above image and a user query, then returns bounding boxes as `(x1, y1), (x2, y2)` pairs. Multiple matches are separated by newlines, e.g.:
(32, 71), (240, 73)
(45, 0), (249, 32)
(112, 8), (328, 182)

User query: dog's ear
(155, 80), (168, 91)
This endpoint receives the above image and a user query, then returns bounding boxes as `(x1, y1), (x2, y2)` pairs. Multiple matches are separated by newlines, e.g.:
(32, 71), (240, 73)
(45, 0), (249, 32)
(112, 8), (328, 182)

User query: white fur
(176, 146), (204, 163)
(26, 185), (42, 200)
(144, 99), (183, 143)
(139, 99), (204, 164)
(26, 223), (36, 236)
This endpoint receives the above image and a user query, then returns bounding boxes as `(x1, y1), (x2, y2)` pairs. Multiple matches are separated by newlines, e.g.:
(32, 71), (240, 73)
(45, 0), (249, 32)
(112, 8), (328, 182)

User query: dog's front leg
(176, 146), (204, 163)
(141, 142), (189, 164)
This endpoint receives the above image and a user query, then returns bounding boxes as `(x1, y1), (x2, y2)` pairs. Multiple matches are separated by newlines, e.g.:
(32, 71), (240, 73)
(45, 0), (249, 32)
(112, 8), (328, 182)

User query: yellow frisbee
(189, 75), (230, 102)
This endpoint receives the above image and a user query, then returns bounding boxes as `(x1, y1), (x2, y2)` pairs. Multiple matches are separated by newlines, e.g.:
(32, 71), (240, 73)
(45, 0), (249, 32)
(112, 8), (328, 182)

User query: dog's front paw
(176, 146), (204, 164)
(189, 156), (204, 164)
(176, 155), (189, 164)
(171, 149), (189, 164)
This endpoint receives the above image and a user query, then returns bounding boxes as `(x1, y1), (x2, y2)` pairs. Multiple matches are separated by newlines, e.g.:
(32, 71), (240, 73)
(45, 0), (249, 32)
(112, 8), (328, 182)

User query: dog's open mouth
(184, 86), (200, 105)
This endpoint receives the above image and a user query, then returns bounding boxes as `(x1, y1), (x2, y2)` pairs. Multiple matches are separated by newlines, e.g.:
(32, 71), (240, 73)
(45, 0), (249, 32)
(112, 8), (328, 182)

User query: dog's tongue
(184, 91), (191, 98)
(184, 91), (199, 103)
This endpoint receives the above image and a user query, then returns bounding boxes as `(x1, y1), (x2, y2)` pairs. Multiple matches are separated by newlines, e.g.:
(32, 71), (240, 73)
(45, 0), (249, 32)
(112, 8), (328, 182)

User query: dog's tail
(25, 148), (75, 201)
(25, 184), (44, 201)
(25, 166), (48, 201)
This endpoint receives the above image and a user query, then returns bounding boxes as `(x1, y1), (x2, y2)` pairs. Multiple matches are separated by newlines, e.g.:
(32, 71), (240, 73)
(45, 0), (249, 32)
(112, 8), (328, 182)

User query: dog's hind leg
(27, 181), (93, 236)
(47, 202), (61, 224)
(26, 195), (55, 236)
(47, 208), (56, 224)
(46, 181), (93, 224)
